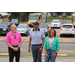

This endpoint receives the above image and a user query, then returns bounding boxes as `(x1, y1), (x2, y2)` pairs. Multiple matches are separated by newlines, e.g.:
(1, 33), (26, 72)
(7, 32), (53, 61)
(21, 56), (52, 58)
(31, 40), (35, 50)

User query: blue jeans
(45, 49), (57, 62)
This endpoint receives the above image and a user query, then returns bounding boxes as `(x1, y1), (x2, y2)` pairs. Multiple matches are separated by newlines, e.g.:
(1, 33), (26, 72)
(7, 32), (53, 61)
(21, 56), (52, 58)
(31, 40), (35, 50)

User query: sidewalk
(0, 56), (75, 62)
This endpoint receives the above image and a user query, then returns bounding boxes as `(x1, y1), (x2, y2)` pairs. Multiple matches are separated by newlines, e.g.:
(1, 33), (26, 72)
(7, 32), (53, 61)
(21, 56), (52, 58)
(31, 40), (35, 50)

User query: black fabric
(8, 47), (20, 62)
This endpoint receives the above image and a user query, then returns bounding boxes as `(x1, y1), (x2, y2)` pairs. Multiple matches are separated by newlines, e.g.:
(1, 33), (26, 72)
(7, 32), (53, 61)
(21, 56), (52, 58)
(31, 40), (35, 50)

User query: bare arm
(18, 42), (22, 48)
(44, 48), (49, 59)
(7, 43), (15, 50)
(44, 48), (47, 55)
(41, 37), (45, 48)
(38, 37), (45, 53)
(6, 43), (18, 51)
(56, 50), (58, 53)
(28, 38), (32, 52)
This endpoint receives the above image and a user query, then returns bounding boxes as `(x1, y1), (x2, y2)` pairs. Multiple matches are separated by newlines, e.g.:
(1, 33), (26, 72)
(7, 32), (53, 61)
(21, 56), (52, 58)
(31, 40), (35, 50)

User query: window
(62, 25), (72, 28)
(18, 25), (27, 28)
(0, 23), (8, 27)
(29, 15), (38, 20)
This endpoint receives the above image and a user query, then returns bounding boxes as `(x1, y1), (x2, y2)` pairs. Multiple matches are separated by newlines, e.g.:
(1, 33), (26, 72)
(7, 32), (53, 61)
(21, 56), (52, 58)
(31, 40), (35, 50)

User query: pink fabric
(5, 31), (22, 46)
(49, 37), (54, 47)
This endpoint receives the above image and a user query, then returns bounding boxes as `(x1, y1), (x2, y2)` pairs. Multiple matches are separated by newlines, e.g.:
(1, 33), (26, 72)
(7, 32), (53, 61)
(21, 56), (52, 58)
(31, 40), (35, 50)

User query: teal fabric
(44, 36), (60, 50)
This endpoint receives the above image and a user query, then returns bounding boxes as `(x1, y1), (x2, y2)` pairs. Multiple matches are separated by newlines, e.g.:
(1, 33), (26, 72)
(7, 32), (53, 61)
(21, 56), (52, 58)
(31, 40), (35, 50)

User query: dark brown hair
(48, 29), (56, 37)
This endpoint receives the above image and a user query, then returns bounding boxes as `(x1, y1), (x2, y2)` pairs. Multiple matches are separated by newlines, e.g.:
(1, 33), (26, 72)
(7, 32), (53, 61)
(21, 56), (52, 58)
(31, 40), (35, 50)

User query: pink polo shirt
(5, 31), (22, 46)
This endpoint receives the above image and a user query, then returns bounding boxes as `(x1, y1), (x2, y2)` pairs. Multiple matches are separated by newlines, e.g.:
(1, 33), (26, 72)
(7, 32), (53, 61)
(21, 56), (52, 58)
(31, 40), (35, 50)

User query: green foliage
(8, 12), (35, 22)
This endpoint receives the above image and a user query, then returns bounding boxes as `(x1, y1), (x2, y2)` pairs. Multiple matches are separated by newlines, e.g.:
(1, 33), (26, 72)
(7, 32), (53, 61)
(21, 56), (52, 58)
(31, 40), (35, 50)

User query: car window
(11, 19), (18, 22)
(0, 23), (8, 27)
(39, 24), (48, 28)
(52, 21), (60, 23)
(62, 25), (72, 28)
(29, 15), (38, 20)
(18, 25), (27, 28)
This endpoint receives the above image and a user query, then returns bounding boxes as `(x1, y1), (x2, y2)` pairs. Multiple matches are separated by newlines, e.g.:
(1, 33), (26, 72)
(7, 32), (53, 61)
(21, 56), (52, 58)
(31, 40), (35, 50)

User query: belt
(32, 44), (42, 46)
(12, 45), (18, 47)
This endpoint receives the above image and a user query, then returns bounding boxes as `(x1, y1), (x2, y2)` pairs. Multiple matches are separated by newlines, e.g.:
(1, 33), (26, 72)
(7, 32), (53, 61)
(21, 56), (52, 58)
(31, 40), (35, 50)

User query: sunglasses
(14, 35), (16, 39)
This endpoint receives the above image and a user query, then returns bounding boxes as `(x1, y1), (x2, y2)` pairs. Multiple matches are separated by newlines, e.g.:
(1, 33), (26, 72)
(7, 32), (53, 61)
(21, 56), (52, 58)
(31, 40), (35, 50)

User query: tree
(8, 12), (34, 22)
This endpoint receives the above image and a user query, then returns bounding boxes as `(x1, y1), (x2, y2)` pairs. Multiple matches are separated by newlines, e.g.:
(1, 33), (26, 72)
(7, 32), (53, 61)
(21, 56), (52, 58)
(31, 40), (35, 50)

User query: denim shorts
(45, 48), (57, 62)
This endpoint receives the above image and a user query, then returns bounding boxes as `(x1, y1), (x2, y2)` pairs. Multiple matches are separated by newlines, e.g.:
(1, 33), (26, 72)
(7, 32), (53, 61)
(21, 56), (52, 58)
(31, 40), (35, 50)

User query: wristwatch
(41, 47), (43, 48)
(55, 53), (57, 55)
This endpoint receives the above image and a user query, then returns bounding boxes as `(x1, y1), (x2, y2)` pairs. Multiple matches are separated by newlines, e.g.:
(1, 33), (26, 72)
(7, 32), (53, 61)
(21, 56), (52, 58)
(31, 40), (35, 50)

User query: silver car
(39, 24), (49, 36)
(17, 24), (30, 36)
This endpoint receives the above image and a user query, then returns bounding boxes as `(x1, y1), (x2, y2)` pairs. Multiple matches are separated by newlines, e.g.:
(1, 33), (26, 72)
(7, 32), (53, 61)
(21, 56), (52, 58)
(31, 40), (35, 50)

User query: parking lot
(0, 22), (75, 43)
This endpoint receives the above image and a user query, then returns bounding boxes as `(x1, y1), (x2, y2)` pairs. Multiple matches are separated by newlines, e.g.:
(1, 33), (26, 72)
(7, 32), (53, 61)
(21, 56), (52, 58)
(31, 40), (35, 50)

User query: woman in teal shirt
(44, 29), (60, 62)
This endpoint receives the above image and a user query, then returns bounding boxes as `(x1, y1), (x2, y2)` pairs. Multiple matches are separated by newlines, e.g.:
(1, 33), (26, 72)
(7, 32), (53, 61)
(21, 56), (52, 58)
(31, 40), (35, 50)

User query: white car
(60, 24), (75, 37)
(51, 20), (61, 28)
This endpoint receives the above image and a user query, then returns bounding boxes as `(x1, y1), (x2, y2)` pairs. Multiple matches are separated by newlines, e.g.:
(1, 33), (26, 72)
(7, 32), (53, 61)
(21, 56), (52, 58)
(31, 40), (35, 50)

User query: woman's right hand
(46, 54), (49, 59)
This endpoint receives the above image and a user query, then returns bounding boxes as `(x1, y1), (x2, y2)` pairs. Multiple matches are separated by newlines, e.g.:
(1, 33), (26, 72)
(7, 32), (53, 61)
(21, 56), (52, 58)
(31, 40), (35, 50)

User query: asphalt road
(0, 42), (75, 53)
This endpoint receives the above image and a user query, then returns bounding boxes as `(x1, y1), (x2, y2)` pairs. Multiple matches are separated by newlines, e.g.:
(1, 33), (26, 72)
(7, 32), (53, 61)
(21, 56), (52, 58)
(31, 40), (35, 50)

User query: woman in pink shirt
(5, 24), (22, 62)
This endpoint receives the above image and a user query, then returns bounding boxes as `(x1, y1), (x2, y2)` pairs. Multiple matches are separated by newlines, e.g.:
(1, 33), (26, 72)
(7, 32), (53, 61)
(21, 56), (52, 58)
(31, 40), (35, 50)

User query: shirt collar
(33, 28), (40, 31)
(10, 31), (17, 35)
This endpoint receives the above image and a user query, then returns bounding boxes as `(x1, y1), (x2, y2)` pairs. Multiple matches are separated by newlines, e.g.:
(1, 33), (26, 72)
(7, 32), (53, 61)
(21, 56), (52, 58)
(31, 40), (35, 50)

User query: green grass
(0, 52), (75, 56)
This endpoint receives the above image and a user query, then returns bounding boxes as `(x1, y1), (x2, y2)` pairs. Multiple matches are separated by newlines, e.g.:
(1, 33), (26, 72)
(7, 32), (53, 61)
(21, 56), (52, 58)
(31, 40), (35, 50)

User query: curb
(0, 53), (68, 56)
(42, 54), (67, 57)
(0, 54), (9, 56)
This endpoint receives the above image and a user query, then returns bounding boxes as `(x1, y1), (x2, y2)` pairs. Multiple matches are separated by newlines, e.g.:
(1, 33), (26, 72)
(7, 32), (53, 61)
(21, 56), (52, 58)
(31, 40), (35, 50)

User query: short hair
(48, 29), (56, 37)
(10, 24), (16, 29)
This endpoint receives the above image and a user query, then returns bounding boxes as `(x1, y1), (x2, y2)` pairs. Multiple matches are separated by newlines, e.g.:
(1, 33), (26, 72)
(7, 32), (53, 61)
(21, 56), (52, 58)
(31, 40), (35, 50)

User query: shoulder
(45, 36), (49, 39)
(16, 31), (20, 35)
(16, 32), (22, 37)
(40, 29), (44, 32)
(30, 29), (33, 32)
(54, 37), (59, 40)
(6, 31), (11, 36)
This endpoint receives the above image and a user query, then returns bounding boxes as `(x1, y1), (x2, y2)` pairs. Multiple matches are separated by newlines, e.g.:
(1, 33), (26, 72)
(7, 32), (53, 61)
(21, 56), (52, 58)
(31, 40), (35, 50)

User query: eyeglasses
(14, 35), (16, 39)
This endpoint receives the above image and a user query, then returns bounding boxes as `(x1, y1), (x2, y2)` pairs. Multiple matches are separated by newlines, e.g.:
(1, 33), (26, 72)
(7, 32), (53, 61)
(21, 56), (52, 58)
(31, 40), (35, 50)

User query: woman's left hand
(52, 54), (56, 59)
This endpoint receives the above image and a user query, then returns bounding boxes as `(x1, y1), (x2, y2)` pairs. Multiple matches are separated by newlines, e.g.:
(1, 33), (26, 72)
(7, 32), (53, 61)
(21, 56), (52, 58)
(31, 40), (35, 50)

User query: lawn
(0, 52), (75, 56)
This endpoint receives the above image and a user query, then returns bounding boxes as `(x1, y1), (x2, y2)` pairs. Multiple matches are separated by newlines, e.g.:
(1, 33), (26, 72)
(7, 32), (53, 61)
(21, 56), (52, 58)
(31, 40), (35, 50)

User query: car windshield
(62, 25), (72, 28)
(0, 16), (2, 19)
(18, 25), (27, 28)
(52, 21), (60, 23)
(74, 17), (75, 21)
(11, 19), (18, 22)
(29, 15), (38, 20)
(39, 24), (48, 28)
(0, 23), (8, 27)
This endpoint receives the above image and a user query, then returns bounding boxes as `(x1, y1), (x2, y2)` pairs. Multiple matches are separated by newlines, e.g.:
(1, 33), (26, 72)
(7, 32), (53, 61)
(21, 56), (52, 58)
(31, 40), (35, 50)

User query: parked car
(39, 23), (49, 36)
(51, 20), (61, 28)
(17, 24), (30, 36)
(0, 22), (10, 35)
(11, 19), (19, 26)
(60, 24), (75, 37)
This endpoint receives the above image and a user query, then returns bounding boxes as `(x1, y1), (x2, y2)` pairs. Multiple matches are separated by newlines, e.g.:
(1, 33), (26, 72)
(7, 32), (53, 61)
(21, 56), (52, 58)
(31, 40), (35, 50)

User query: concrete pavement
(0, 42), (75, 53)
(0, 56), (75, 62)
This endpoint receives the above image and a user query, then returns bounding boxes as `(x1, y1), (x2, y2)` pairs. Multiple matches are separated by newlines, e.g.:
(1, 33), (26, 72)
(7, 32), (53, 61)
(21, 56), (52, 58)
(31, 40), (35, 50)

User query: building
(51, 12), (67, 17)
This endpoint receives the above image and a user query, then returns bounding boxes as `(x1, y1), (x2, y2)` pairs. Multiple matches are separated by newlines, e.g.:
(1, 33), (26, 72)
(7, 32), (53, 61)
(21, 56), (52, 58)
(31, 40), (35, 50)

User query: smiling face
(33, 24), (39, 30)
(50, 30), (54, 37)
(49, 29), (56, 37)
